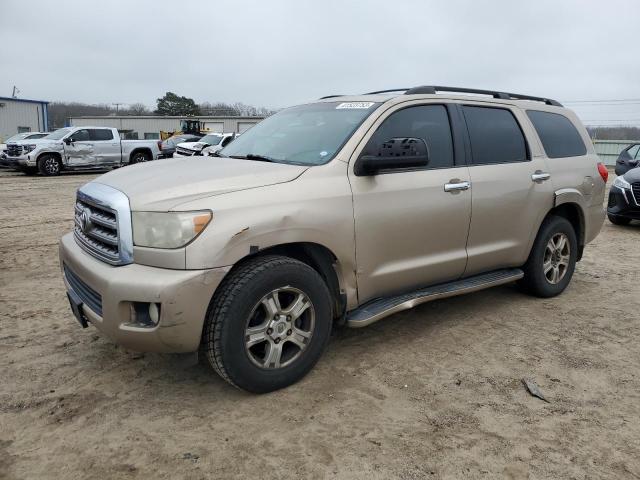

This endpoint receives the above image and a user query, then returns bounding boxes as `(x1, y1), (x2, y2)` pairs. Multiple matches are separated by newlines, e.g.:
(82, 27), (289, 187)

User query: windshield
(45, 128), (72, 140)
(199, 134), (223, 145)
(220, 101), (380, 165)
(27, 133), (48, 139)
(5, 133), (29, 143)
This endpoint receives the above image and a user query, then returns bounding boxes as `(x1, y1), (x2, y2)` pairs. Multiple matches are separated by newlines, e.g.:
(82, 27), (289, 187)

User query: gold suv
(59, 86), (607, 392)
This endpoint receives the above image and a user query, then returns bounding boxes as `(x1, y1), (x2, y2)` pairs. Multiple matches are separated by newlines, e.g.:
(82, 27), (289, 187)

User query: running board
(346, 268), (524, 328)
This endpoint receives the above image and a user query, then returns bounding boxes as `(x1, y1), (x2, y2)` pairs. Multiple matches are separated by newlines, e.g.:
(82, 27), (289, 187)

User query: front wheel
(37, 155), (62, 176)
(201, 255), (332, 393)
(519, 215), (578, 298)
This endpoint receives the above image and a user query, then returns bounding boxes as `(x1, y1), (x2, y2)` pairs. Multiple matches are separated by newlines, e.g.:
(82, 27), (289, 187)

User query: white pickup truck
(5, 126), (161, 176)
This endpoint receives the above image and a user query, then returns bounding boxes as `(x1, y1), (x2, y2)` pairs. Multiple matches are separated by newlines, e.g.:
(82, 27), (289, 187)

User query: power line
(563, 98), (640, 104)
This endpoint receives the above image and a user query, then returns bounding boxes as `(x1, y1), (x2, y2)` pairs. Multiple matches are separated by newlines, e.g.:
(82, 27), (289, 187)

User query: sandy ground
(1, 168), (639, 480)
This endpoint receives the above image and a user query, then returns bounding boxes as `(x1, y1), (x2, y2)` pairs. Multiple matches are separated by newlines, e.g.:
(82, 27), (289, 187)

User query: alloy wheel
(543, 233), (570, 284)
(244, 287), (315, 369)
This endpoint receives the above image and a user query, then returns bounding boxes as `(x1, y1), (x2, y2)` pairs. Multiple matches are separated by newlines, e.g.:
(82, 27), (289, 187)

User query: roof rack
(403, 86), (563, 106)
(319, 85), (562, 106)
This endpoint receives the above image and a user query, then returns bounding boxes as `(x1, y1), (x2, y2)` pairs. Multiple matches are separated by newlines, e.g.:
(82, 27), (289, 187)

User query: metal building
(68, 115), (264, 139)
(592, 139), (640, 166)
(0, 96), (49, 142)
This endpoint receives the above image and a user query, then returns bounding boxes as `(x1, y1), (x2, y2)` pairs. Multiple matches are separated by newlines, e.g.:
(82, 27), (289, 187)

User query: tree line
(48, 92), (275, 129)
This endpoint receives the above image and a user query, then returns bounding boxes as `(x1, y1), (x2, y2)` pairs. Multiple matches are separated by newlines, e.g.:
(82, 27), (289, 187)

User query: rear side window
(462, 106), (528, 165)
(526, 110), (586, 158)
(90, 129), (114, 141)
(363, 105), (454, 169)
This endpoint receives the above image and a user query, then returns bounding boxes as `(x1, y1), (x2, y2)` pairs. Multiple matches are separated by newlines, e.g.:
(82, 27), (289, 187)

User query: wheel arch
(222, 242), (347, 323)
(129, 148), (152, 163)
(36, 150), (63, 164)
(549, 194), (586, 260)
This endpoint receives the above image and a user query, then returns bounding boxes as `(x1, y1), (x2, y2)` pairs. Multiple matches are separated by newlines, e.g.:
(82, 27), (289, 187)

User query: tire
(201, 255), (332, 393)
(37, 155), (62, 176)
(519, 215), (578, 298)
(608, 214), (632, 226)
(130, 151), (150, 164)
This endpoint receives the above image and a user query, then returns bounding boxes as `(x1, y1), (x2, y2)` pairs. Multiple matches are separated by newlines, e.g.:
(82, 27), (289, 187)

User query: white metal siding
(0, 99), (45, 142)
(593, 139), (640, 166)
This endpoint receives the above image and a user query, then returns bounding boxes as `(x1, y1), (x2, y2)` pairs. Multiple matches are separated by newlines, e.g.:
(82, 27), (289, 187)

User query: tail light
(597, 162), (609, 183)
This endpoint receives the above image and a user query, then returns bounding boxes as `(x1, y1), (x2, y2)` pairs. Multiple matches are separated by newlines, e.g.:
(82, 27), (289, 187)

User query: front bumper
(607, 185), (640, 220)
(1, 155), (28, 168)
(58, 232), (229, 353)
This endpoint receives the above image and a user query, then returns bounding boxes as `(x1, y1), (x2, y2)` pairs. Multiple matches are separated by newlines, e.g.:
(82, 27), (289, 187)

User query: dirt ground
(1, 169), (639, 480)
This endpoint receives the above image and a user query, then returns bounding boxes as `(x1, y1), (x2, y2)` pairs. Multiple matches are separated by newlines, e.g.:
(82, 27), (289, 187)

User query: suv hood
(9, 138), (57, 146)
(94, 156), (308, 211)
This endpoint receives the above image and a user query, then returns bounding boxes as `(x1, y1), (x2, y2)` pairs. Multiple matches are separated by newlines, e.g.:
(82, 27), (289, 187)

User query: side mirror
(64, 137), (73, 145)
(356, 137), (429, 176)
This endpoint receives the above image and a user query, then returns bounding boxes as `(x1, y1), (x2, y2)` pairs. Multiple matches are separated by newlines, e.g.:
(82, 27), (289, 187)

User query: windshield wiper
(209, 150), (227, 157)
(229, 153), (279, 163)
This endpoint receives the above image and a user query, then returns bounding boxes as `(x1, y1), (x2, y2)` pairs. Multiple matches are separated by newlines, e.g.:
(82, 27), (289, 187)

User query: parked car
(5, 127), (161, 176)
(173, 133), (236, 157)
(59, 85), (606, 393)
(0, 132), (49, 167)
(607, 168), (640, 225)
(158, 134), (201, 158)
(614, 143), (640, 176)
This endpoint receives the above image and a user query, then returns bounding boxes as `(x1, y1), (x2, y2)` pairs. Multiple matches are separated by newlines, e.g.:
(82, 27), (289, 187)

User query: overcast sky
(1, 0), (639, 125)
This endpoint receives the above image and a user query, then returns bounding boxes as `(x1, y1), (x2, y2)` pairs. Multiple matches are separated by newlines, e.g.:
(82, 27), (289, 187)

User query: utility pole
(12, 86), (20, 98)
(112, 103), (123, 114)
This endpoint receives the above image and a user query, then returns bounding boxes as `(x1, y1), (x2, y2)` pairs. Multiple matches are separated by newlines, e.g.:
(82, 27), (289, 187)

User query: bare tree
(126, 103), (150, 115)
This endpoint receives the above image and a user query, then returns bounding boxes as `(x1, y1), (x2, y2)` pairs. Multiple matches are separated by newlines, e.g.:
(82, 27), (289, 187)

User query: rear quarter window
(526, 110), (587, 158)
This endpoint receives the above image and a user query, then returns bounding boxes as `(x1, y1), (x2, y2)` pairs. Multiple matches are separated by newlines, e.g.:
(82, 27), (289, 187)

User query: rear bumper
(607, 186), (640, 220)
(58, 232), (229, 353)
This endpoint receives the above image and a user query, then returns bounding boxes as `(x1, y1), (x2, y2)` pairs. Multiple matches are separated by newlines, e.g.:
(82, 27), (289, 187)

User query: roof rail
(403, 85), (563, 106)
(364, 88), (412, 95)
(321, 86), (562, 107)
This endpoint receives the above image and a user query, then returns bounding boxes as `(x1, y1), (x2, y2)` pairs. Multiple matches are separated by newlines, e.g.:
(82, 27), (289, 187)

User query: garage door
(237, 122), (256, 133)
(203, 122), (223, 133)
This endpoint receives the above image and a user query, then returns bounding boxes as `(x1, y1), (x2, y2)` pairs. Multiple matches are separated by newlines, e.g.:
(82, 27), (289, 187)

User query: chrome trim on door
(531, 171), (551, 183)
(444, 181), (470, 192)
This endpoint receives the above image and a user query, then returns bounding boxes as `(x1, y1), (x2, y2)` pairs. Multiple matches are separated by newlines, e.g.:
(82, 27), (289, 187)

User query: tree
(127, 103), (149, 115)
(155, 92), (200, 116)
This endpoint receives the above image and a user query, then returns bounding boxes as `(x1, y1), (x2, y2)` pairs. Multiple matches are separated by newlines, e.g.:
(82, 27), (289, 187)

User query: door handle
(531, 171), (551, 183)
(444, 181), (470, 193)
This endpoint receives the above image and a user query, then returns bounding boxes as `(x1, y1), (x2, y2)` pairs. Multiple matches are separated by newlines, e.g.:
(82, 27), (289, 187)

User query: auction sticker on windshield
(336, 102), (375, 109)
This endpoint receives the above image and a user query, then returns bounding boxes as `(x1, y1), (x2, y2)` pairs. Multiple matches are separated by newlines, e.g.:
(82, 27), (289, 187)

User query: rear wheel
(130, 151), (150, 164)
(37, 155), (61, 176)
(519, 215), (577, 298)
(201, 255), (332, 393)
(608, 214), (632, 226)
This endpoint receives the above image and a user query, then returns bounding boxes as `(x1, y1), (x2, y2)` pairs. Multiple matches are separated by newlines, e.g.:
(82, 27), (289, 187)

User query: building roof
(0, 96), (49, 105)
(68, 115), (263, 120)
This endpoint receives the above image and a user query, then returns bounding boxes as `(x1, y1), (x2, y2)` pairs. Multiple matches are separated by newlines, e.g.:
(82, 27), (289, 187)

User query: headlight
(132, 211), (212, 249)
(613, 176), (631, 190)
(24, 144), (37, 153)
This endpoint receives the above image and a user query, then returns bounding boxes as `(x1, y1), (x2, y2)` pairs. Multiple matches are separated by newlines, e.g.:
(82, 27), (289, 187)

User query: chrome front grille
(74, 199), (120, 262)
(73, 183), (133, 266)
(6, 144), (22, 157)
(176, 147), (195, 156)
